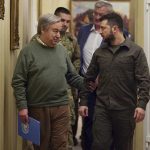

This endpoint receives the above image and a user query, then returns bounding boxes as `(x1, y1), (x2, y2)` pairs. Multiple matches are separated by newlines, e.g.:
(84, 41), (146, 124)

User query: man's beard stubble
(60, 26), (67, 34)
(104, 32), (115, 45)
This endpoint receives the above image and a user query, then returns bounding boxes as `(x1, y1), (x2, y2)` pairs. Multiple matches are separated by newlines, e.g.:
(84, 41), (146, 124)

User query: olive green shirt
(80, 38), (150, 110)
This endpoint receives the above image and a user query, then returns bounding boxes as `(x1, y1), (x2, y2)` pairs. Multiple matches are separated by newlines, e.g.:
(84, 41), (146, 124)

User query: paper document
(18, 116), (40, 145)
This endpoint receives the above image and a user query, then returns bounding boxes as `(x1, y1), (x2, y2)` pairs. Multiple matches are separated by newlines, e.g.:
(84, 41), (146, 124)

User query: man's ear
(41, 29), (44, 34)
(112, 25), (118, 33)
(41, 27), (45, 34)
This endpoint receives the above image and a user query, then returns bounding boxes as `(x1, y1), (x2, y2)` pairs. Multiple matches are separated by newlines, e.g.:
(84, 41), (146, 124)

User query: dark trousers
(28, 105), (69, 150)
(92, 106), (135, 150)
(81, 91), (96, 150)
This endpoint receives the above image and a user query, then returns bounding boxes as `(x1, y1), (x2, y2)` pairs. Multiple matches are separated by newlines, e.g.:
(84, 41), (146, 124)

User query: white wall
(40, 0), (70, 14)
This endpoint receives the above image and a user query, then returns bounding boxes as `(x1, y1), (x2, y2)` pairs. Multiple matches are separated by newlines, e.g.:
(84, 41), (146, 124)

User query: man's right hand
(87, 76), (99, 92)
(87, 81), (97, 92)
(19, 109), (29, 124)
(79, 106), (88, 117)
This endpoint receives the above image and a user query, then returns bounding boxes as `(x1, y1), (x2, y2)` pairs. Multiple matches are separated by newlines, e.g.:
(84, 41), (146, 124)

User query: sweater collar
(36, 36), (48, 47)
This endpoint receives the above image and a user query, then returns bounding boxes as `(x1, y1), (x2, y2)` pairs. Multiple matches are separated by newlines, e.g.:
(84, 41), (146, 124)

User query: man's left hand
(134, 107), (145, 123)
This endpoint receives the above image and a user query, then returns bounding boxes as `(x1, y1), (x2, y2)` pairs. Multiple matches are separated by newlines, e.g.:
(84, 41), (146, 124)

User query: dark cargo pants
(81, 91), (96, 150)
(92, 106), (135, 150)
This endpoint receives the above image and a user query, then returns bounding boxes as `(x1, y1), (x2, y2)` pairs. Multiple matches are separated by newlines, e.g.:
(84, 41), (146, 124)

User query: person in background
(79, 12), (150, 150)
(12, 13), (84, 150)
(54, 7), (80, 149)
(77, 1), (113, 149)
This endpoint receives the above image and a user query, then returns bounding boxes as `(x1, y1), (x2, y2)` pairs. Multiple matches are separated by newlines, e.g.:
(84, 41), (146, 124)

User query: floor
(73, 116), (82, 150)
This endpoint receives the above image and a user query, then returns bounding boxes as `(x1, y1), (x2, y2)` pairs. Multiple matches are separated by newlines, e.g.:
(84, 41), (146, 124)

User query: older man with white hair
(12, 13), (84, 150)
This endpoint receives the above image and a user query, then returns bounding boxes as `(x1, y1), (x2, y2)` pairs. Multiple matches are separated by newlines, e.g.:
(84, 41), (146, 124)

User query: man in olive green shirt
(79, 12), (150, 150)
(12, 14), (84, 150)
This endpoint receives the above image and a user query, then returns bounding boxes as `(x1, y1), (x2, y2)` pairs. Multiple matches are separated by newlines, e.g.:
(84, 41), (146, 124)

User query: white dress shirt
(82, 25), (103, 74)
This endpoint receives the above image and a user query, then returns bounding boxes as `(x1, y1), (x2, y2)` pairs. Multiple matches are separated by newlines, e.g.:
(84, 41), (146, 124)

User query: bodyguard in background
(54, 7), (80, 149)
(77, 1), (113, 149)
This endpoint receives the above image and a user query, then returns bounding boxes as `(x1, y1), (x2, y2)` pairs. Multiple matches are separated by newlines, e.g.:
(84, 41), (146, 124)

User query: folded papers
(18, 116), (40, 145)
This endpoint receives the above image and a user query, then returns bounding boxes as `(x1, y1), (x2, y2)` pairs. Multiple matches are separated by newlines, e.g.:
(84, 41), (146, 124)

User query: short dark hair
(99, 12), (123, 32)
(54, 7), (70, 16)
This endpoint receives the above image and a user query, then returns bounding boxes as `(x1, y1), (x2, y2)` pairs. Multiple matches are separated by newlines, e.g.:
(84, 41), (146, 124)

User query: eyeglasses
(93, 11), (108, 18)
(93, 12), (104, 17)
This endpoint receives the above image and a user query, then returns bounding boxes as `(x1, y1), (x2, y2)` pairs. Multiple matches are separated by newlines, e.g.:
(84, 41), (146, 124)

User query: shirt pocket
(115, 56), (134, 72)
(97, 56), (112, 72)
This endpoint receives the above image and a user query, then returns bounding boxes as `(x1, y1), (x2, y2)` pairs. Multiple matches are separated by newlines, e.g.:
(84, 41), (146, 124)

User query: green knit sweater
(12, 40), (83, 110)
